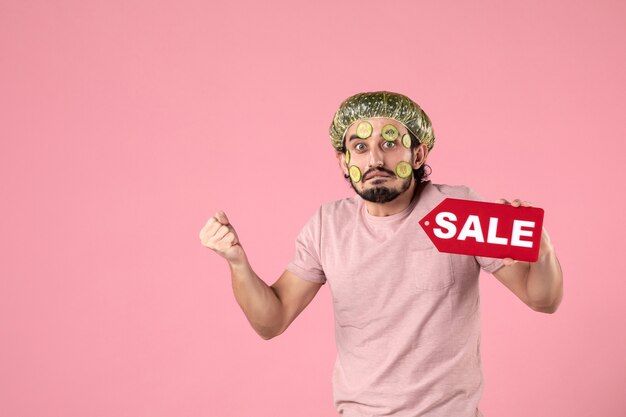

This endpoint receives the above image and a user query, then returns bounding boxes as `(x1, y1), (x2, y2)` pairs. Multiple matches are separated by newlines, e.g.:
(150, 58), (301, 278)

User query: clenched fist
(199, 211), (245, 264)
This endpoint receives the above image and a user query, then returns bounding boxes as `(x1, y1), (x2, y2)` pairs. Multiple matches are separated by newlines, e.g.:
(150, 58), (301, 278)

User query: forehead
(345, 118), (407, 135)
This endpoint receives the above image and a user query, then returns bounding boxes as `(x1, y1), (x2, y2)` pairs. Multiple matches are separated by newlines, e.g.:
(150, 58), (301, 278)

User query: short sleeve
(465, 186), (506, 274)
(476, 255), (505, 273)
(286, 207), (327, 284)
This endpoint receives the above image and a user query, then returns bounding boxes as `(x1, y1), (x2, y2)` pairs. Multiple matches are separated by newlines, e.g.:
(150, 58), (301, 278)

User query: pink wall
(1, 1), (625, 416)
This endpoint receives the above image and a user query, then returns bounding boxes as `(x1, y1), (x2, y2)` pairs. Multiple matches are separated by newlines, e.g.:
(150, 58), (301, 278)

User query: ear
(412, 143), (429, 169)
(336, 151), (349, 176)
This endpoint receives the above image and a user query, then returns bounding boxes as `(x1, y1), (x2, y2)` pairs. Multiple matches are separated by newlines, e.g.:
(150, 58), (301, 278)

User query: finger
(511, 199), (535, 207)
(215, 233), (239, 252)
(495, 198), (510, 204)
(200, 217), (216, 233)
(199, 217), (218, 239)
(216, 211), (230, 225)
(223, 231), (238, 245)
(212, 225), (230, 241)
(202, 218), (222, 240)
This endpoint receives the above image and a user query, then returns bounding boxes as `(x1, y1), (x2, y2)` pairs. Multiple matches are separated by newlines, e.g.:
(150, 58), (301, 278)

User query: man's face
(338, 118), (420, 203)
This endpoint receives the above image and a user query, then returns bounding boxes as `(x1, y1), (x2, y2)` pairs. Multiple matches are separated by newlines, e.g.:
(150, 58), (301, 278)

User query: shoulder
(319, 195), (359, 216)
(430, 182), (485, 202)
(298, 196), (359, 233)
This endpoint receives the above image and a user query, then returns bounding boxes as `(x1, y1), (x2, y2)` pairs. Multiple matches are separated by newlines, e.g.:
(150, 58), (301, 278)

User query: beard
(350, 168), (413, 203)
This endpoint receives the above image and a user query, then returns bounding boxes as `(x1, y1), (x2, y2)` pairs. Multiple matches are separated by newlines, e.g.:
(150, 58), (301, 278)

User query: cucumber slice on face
(395, 161), (413, 179)
(382, 124), (399, 141)
(349, 165), (362, 183)
(402, 133), (411, 149)
(346, 149), (351, 164)
(356, 121), (373, 139)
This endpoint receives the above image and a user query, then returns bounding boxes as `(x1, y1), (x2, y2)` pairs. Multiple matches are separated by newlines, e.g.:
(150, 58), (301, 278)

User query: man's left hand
(494, 198), (554, 266)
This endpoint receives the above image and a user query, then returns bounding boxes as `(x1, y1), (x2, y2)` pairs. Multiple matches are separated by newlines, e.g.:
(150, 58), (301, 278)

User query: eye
(382, 141), (396, 150)
(354, 143), (367, 152)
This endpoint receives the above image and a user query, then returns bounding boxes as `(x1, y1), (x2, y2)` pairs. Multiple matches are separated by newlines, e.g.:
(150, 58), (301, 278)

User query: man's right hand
(199, 211), (323, 340)
(199, 211), (245, 264)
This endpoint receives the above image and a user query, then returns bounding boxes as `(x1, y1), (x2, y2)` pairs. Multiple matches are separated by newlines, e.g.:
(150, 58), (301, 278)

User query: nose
(368, 146), (384, 167)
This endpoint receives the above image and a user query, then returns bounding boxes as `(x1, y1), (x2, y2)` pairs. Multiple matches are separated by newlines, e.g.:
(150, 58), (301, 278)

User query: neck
(364, 180), (424, 217)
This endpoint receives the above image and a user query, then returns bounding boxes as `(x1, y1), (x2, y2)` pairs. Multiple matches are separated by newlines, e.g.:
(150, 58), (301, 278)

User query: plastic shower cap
(329, 91), (435, 152)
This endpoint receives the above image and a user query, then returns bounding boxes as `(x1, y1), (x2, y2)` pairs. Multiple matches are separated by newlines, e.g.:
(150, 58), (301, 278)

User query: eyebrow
(348, 129), (404, 142)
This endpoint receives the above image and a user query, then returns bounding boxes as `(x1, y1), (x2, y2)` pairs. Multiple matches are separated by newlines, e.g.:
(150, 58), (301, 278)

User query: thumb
(215, 210), (230, 225)
(502, 257), (518, 266)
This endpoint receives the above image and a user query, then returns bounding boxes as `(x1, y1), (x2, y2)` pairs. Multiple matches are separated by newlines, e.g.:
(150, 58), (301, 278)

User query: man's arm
(491, 199), (564, 314)
(230, 261), (322, 339)
(200, 211), (322, 339)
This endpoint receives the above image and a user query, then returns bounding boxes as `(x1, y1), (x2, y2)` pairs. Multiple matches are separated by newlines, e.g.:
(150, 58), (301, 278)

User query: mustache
(364, 167), (396, 179)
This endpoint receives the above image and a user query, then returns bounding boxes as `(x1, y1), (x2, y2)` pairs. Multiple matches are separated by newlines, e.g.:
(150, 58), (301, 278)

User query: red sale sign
(419, 198), (545, 262)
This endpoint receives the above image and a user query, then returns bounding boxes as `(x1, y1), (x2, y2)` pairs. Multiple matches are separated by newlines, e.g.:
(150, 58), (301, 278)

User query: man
(199, 91), (563, 417)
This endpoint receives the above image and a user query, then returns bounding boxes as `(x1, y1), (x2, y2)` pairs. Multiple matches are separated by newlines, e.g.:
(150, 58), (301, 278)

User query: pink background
(1, 1), (625, 416)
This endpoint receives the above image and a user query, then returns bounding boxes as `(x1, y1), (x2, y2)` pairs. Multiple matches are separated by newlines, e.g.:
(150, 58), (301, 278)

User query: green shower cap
(329, 91), (436, 152)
